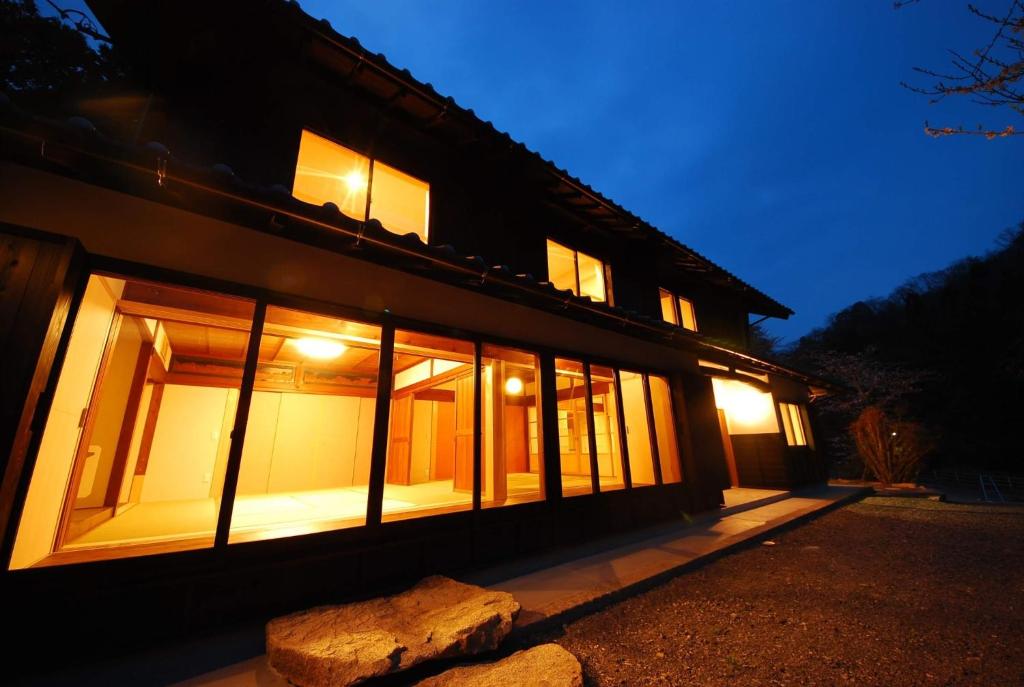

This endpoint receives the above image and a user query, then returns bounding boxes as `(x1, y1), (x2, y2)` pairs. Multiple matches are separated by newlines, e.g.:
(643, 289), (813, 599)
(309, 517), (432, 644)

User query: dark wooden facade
(0, 0), (829, 669)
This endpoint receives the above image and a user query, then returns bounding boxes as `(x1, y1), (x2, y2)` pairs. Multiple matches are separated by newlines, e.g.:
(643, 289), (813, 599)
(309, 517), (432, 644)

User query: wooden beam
(117, 300), (253, 332)
(103, 342), (154, 507)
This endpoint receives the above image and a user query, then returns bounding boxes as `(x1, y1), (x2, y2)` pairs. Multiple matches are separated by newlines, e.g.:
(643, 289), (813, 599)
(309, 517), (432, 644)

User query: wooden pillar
(487, 360), (508, 505)
(365, 324), (396, 526)
(214, 302), (266, 547)
(538, 354), (562, 501)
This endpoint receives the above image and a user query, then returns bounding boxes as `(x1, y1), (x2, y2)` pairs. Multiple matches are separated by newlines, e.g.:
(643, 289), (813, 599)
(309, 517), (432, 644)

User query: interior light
(292, 337), (346, 360)
(714, 378), (773, 425)
(725, 385), (771, 424)
(505, 377), (524, 395)
(343, 169), (366, 190)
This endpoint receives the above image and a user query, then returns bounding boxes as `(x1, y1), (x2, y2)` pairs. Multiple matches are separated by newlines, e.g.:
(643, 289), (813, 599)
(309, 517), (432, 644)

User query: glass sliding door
(619, 370), (656, 487)
(649, 374), (682, 484)
(228, 306), (382, 543)
(11, 274), (256, 568)
(480, 345), (544, 507)
(589, 365), (625, 491)
(555, 358), (593, 496)
(382, 330), (476, 521)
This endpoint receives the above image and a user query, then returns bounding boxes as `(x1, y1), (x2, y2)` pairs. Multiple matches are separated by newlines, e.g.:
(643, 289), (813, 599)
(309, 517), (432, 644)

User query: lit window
(577, 252), (607, 302)
(293, 130), (430, 243)
(369, 160), (430, 240)
(293, 130), (369, 220)
(619, 370), (656, 486)
(678, 297), (697, 331)
(648, 375), (682, 484)
(228, 306), (382, 543)
(659, 289), (677, 325)
(382, 330), (475, 521)
(11, 274), (256, 569)
(481, 345), (544, 508)
(658, 288), (697, 332)
(712, 378), (779, 435)
(546, 239), (608, 303)
(555, 358), (593, 496)
(589, 365), (625, 491)
(779, 402), (811, 447)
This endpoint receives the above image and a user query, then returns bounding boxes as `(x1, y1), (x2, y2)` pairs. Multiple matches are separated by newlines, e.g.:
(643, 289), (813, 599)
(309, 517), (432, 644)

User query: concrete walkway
(21, 485), (866, 687)
(484, 485), (865, 631)
(167, 485), (864, 687)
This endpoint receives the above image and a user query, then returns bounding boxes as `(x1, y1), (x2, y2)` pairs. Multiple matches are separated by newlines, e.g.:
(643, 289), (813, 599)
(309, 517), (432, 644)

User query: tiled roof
(0, 90), (832, 389)
(285, 1), (794, 318)
(86, 0), (794, 319)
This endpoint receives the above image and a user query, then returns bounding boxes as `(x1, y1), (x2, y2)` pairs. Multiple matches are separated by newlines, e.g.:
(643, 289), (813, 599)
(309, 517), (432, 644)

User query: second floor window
(659, 289), (697, 331)
(546, 239), (608, 303)
(293, 130), (430, 243)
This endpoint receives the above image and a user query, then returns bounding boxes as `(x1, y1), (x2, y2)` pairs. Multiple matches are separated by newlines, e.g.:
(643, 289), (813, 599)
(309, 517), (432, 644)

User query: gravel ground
(529, 497), (1024, 686)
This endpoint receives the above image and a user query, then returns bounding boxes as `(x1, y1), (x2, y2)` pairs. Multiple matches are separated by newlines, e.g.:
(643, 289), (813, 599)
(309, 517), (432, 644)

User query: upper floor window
(659, 288), (697, 332)
(546, 239), (608, 303)
(292, 130), (430, 243)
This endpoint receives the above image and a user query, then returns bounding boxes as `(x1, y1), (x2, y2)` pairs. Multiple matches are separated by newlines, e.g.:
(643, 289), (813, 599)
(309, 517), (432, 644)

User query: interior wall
(140, 385), (234, 503)
(10, 276), (121, 569)
(77, 320), (142, 507)
(237, 391), (376, 495)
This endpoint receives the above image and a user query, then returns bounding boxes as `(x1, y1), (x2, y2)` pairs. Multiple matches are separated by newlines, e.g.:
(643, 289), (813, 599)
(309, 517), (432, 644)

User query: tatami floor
(66, 472), (611, 550)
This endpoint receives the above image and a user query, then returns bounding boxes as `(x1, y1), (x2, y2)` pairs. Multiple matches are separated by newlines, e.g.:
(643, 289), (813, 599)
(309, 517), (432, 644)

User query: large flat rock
(266, 576), (520, 687)
(415, 644), (583, 687)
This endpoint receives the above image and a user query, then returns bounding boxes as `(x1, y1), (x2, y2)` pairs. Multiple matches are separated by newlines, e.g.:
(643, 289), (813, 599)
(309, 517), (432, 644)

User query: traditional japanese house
(0, 0), (832, 662)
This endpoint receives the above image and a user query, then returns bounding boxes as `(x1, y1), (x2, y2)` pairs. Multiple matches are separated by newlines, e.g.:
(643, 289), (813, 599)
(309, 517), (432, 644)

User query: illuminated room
(11, 275), (387, 566)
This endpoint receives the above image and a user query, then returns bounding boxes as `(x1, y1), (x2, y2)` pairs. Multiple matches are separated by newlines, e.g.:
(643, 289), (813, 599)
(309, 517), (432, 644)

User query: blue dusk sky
(55, 1), (1024, 341)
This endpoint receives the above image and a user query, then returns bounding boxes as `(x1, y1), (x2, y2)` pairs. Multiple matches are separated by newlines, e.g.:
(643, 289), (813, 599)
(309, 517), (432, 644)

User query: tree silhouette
(1, 0), (124, 94)
(788, 222), (1024, 472)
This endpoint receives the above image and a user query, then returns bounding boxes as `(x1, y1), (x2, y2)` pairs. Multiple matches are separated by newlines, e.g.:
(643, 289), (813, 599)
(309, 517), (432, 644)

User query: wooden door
(386, 394), (413, 485)
(453, 373), (474, 492)
(431, 400), (455, 480)
(0, 229), (82, 550)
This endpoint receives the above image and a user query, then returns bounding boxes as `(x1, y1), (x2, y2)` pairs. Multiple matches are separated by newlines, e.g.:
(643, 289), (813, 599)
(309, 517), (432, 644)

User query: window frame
(546, 238), (610, 304)
(293, 129), (431, 243)
(9, 256), (691, 570)
(658, 288), (698, 332)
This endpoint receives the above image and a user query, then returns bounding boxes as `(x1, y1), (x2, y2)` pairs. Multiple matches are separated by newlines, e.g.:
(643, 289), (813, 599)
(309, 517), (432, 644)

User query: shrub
(849, 406), (929, 485)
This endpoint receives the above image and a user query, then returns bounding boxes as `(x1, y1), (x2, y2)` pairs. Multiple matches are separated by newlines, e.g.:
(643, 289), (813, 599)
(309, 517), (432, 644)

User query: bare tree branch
(44, 0), (112, 43)
(901, 0), (1024, 138)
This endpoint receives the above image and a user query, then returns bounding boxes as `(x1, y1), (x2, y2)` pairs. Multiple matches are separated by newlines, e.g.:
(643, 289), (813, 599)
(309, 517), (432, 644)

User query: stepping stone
(266, 576), (520, 687)
(416, 644), (583, 686)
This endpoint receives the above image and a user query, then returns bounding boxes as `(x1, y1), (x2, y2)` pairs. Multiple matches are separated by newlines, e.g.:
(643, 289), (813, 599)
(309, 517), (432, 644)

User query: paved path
(19, 485), (867, 686)
(484, 485), (865, 631)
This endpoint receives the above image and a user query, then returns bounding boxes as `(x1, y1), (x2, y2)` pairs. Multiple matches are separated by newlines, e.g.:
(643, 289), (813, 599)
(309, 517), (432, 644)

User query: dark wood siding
(0, 226), (83, 558)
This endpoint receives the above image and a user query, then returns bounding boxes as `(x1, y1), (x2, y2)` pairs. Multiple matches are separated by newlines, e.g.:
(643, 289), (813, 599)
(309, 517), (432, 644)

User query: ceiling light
(292, 337), (346, 360)
(505, 377), (524, 395)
